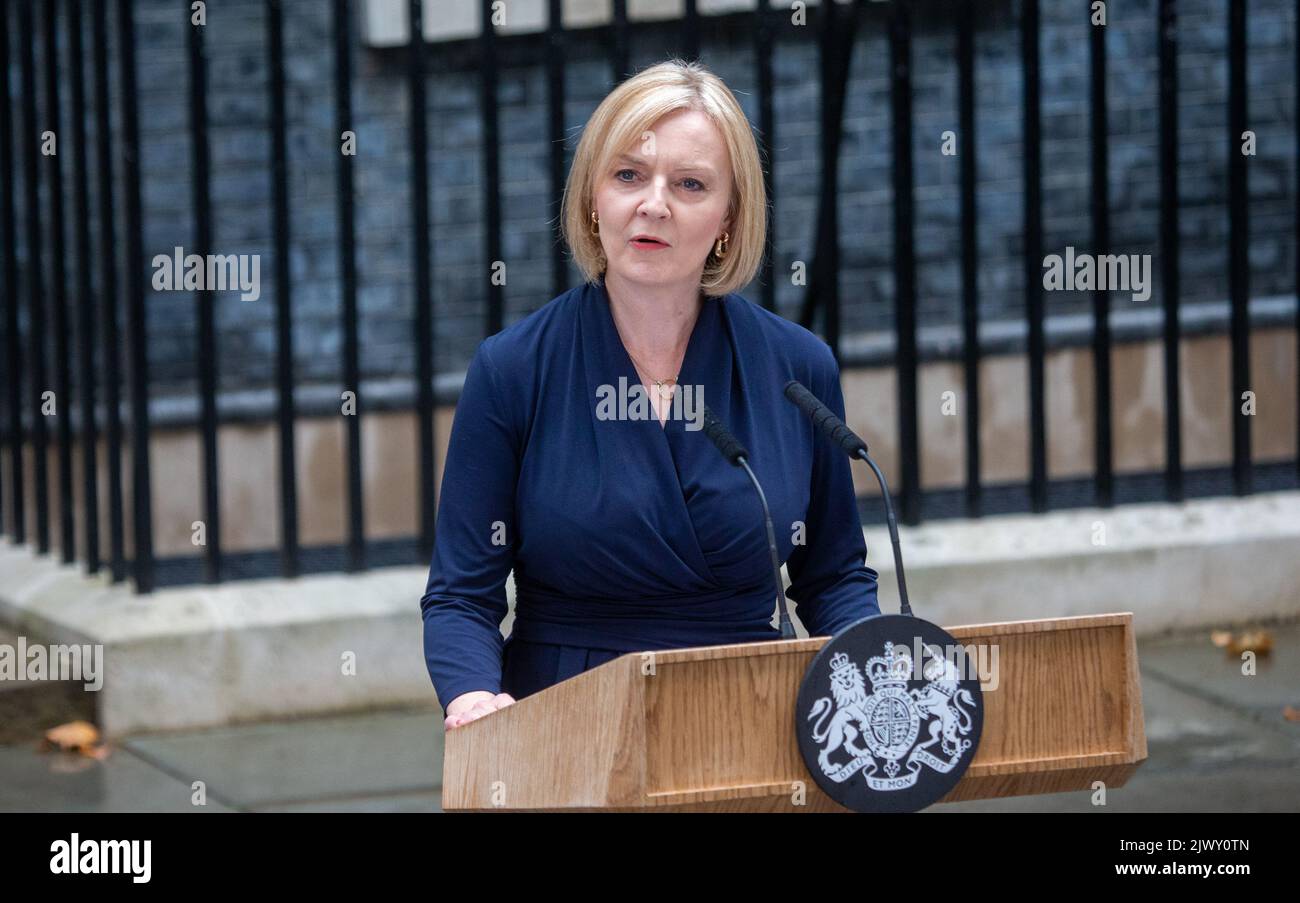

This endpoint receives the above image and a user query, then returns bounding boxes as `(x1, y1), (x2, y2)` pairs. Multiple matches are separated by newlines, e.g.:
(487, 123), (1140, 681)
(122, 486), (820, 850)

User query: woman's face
(593, 108), (734, 293)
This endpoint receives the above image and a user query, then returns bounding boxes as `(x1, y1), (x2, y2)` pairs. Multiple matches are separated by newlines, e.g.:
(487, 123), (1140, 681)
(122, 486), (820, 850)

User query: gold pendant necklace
(624, 347), (679, 396)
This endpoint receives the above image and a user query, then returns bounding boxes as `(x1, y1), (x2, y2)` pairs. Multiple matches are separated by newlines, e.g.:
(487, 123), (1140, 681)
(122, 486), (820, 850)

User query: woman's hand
(444, 690), (517, 729)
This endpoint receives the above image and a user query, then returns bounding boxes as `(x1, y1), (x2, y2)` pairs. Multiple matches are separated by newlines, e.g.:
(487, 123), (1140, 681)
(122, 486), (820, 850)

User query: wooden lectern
(442, 613), (1147, 812)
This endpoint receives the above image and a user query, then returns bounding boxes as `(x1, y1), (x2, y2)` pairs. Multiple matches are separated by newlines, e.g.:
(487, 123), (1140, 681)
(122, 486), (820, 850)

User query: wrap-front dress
(420, 277), (881, 716)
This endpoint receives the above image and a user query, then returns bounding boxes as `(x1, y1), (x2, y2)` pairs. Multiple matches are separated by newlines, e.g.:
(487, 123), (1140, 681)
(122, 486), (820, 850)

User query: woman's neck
(603, 274), (703, 359)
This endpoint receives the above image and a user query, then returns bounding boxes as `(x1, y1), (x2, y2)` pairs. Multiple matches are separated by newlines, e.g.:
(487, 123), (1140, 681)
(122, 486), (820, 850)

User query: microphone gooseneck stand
(783, 379), (912, 618)
(701, 405), (797, 640)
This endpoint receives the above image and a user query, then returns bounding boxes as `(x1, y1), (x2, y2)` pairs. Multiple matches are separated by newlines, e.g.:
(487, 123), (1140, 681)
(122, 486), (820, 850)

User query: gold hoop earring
(590, 211), (600, 236)
(713, 231), (730, 259)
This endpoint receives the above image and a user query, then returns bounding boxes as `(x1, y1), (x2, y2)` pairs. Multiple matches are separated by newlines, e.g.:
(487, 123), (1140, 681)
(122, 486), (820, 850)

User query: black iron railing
(0, 0), (1296, 595)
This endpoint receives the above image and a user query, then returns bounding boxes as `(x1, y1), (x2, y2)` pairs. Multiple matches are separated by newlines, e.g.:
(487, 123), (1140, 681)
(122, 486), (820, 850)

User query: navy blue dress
(420, 277), (881, 716)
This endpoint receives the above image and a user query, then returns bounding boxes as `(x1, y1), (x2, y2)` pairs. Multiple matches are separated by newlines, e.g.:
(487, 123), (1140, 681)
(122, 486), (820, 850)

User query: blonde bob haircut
(561, 58), (768, 298)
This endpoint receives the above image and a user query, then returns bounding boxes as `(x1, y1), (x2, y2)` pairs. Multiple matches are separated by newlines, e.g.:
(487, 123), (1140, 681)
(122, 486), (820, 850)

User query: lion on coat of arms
(806, 651), (872, 772)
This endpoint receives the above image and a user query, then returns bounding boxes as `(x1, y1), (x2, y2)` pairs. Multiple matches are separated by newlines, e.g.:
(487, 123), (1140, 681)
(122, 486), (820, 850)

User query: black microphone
(783, 379), (912, 618)
(784, 379), (869, 458)
(700, 405), (796, 640)
(701, 405), (749, 465)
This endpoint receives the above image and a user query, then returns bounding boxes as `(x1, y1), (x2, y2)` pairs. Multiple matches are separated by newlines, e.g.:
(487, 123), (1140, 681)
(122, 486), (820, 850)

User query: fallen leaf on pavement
(40, 720), (109, 758)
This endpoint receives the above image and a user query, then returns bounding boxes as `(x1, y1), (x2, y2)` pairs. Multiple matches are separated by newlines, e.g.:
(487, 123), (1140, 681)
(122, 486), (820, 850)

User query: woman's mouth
(630, 238), (670, 250)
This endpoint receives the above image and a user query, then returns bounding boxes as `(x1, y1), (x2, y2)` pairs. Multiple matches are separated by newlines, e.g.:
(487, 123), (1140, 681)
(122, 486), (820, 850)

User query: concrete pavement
(2, 621), (1297, 812)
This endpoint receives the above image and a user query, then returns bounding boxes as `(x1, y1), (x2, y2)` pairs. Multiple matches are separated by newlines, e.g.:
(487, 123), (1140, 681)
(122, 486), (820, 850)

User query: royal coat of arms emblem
(796, 615), (984, 812)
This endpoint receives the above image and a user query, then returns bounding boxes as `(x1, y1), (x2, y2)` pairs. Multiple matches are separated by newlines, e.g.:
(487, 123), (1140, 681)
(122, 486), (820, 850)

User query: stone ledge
(0, 553), (446, 739)
(2, 489), (1298, 737)
(864, 490), (1300, 636)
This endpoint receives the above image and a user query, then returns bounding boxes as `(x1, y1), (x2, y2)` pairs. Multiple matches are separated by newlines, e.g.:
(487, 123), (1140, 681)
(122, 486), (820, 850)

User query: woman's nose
(637, 179), (671, 216)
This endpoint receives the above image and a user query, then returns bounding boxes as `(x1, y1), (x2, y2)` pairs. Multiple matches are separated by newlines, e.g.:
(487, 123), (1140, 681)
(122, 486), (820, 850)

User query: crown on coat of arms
(868, 641), (913, 690)
(829, 651), (856, 676)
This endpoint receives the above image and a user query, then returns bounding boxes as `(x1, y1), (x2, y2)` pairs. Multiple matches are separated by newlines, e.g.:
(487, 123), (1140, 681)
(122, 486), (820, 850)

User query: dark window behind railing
(0, 0), (1297, 594)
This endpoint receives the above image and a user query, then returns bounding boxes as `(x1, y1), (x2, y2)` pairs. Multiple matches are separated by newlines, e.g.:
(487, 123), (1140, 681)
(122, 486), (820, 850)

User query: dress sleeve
(420, 339), (519, 716)
(783, 347), (882, 637)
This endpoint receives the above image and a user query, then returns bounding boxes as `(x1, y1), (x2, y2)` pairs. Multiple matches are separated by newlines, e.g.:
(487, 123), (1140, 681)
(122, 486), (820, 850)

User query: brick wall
(6, 0), (1296, 406)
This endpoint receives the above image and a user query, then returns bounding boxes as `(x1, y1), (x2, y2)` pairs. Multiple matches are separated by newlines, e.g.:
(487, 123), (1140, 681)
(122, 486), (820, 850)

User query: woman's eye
(615, 169), (704, 191)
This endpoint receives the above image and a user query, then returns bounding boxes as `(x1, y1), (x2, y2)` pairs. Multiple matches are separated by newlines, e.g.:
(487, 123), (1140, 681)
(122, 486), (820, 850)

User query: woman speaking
(422, 58), (880, 730)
